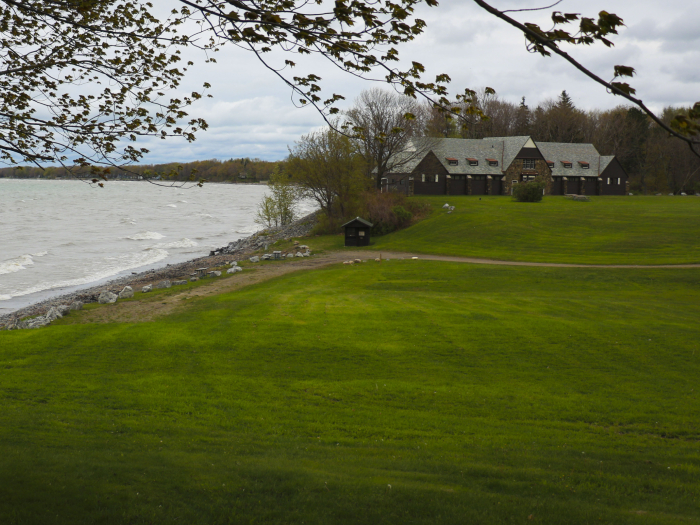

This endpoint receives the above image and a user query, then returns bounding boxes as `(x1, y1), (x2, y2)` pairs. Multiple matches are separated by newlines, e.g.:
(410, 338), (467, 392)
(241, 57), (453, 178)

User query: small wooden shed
(342, 217), (373, 247)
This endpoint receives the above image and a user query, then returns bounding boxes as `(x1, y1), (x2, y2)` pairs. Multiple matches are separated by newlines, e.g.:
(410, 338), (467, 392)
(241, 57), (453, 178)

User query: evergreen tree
(515, 97), (531, 136)
(557, 91), (576, 111)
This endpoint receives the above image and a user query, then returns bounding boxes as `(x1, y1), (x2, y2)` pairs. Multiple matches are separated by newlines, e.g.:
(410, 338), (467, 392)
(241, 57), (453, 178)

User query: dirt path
(67, 250), (700, 325)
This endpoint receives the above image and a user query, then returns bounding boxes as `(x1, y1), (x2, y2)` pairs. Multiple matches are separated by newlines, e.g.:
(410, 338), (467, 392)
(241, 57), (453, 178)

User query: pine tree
(557, 91), (576, 111)
(515, 97), (531, 135)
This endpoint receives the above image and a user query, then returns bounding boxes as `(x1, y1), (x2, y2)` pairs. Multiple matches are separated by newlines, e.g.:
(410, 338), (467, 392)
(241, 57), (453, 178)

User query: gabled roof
(535, 142), (602, 177)
(384, 137), (620, 179)
(341, 217), (373, 228)
(599, 156), (615, 172)
(397, 138), (507, 175)
(482, 136), (533, 169)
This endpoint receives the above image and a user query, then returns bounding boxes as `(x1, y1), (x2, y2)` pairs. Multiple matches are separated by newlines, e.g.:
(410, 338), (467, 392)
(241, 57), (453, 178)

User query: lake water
(0, 179), (314, 313)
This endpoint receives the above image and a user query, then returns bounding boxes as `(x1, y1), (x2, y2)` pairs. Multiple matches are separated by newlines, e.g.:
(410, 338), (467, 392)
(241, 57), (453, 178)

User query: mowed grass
(1, 260), (699, 524)
(368, 196), (700, 264)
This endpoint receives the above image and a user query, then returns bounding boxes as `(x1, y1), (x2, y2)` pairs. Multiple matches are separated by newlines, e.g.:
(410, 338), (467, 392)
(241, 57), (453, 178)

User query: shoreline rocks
(1, 210), (320, 331)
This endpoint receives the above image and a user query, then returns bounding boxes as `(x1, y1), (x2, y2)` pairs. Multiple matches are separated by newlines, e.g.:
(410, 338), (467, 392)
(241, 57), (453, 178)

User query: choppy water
(0, 179), (314, 313)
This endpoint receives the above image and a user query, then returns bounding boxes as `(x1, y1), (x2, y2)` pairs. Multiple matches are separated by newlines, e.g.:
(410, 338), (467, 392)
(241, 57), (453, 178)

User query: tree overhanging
(1, 0), (698, 178)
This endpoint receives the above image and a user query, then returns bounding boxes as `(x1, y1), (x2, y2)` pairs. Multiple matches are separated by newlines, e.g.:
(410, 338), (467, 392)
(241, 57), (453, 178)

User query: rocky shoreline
(1, 210), (320, 329)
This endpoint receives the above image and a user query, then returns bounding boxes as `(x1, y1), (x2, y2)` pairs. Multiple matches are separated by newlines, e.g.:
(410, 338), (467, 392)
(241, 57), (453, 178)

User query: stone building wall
(502, 159), (552, 195)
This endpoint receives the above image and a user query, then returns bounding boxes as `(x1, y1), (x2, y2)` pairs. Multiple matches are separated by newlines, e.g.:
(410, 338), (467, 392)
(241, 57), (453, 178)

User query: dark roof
(535, 142), (602, 177)
(341, 217), (373, 228)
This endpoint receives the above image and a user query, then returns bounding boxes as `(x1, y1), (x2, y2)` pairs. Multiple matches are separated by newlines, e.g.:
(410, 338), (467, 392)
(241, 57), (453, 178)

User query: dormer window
(467, 157), (478, 166)
(579, 161), (590, 169)
(486, 158), (498, 167)
(546, 160), (554, 168)
(446, 157), (458, 166)
(562, 161), (572, 168)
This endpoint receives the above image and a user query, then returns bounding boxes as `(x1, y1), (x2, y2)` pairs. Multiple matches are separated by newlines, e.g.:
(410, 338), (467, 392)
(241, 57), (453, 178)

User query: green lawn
(2, 260), (699, 523)
(366, 196), (700, 264)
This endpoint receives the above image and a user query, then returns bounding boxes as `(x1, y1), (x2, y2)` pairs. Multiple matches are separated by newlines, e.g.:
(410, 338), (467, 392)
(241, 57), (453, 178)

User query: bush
(363, 192), (414, 236)
(392, 205), (412, 226)
(513, 179), (546, 202)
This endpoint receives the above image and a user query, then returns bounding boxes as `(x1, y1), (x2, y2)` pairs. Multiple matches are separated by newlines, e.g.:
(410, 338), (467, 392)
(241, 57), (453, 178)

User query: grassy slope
(1, 261), (699, 524)
(365, 196), (700, 264)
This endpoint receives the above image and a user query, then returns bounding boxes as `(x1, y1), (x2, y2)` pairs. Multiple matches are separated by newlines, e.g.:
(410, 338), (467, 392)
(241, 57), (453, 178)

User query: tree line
(0, 158), (282, 183)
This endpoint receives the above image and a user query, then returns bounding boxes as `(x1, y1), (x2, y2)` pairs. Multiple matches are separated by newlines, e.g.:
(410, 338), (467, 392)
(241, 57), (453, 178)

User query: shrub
(363, 192), (414, 236)
(513, 179), (546, 202)
(392, 205), (412, 226)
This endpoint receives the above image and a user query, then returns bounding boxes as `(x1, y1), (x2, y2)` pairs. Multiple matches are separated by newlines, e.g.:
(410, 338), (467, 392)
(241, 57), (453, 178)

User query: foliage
(254, 168), (300, 229)
(3, 0), (698, 174)
(473, 0), (699, 155)
(512, 178), (546, 202)
(0, 1), (212, 171)
(361, 191), (416, 236)
(2, 261), (700, 523)
(286, 127), (369, 231)
(369, 195), (700, 264)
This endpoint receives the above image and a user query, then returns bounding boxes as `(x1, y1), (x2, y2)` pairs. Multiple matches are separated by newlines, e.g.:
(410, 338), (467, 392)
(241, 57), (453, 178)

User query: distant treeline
(0, 158), (283, 183)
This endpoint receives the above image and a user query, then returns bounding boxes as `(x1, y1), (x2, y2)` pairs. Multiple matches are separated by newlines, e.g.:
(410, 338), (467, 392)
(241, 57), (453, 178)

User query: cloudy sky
(138, 0), (700, 164)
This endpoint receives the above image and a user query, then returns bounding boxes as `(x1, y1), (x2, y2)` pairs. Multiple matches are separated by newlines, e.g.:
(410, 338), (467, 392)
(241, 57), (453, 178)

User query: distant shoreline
(0, 177), (269, 185)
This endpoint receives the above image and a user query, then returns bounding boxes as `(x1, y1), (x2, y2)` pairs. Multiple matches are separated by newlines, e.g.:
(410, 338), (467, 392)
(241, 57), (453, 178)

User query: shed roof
(342, 217), (373, 228)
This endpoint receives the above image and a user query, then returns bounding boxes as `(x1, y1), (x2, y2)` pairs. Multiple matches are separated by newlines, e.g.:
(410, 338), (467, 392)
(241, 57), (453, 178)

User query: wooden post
(467, 175), (472, 195)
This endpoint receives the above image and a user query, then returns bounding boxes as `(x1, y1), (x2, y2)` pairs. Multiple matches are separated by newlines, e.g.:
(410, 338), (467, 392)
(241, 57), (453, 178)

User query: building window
(522, 159), (536, 170)
(448, 159), (458, 166)
(581, 164), (589, 169)
(563, 162), (572, 168)
(522, 175), (536, 182)
(469, 160), (478, 166)
(435, 174), (439, 183)
(488, 160), (498, 167)
(547, 161), (554, 168)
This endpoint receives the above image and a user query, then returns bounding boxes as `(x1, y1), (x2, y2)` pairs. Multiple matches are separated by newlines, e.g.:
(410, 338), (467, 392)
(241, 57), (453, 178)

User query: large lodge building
(383, 136), (629, 196)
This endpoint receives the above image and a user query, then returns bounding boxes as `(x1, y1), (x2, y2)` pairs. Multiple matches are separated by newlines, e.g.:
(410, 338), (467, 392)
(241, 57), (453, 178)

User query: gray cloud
(135, 0), (700, 161)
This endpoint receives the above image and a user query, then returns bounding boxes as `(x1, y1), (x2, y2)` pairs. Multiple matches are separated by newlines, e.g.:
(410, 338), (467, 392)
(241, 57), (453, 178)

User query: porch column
(466, 175), (472, 195)
(486, 175), (492, 195)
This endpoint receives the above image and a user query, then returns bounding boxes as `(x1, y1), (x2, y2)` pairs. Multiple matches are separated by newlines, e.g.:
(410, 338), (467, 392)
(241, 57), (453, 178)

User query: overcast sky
(137, 0), (700, 164)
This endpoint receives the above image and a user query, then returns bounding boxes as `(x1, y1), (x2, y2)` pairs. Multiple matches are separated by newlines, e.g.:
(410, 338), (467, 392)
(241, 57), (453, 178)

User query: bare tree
(344, 88), (435, 189)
